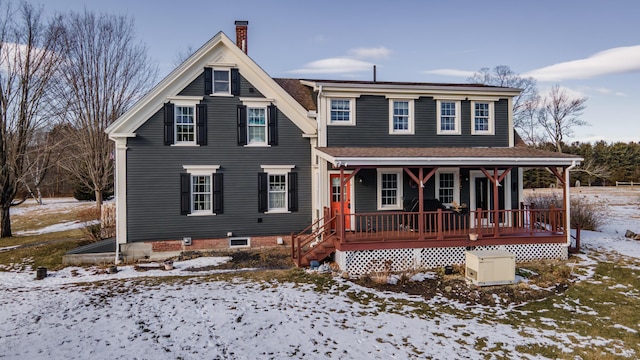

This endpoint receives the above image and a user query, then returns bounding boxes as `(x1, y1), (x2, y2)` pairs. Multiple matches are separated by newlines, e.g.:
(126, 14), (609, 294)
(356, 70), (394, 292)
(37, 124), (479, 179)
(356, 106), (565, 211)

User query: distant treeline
(524, 141), (640, 188)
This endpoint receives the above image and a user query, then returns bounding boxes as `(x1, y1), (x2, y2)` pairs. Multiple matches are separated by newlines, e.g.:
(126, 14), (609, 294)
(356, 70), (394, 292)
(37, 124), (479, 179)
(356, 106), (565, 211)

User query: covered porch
(292, 147), (582, 267)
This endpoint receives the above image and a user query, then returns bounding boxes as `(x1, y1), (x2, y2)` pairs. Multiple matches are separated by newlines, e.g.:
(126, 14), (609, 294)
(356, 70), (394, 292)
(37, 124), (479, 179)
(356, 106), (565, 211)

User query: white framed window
(213, 69), (230, 94)
(248, 107), (267, 145)
(435, 169), (460, 206)
(436, 100), (461, 135)
(388, 99), (414, 134)
(229, 237), (250, 248)
(260, 165), (295, 213)
(182, 165), (221, 216)
(175, 105), (195, 143)
(377, 168), (403, 210)
(471, 101), (494, 135)
(328, 98), (356, 125)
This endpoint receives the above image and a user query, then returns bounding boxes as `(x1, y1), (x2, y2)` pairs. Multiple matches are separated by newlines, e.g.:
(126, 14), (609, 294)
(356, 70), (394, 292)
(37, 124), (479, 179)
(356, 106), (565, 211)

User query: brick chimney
(235, 20), (248, 54)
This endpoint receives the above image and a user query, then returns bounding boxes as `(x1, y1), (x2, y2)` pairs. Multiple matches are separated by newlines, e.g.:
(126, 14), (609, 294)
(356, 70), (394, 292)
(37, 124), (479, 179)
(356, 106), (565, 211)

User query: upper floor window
(237, 98), (278, 147)
(388, 99), (414, 134)
(437, 100), (461, 135)
(377, 168), (403, 210)
(204, 66), (240, 96)
(328, 98), (356, 125)
(471, 101), (494, 135)
(175, 106), (195, 143)
(213, 70), (230, 94)
(248, 107), (267, 145)
(163, 96), (207, 146)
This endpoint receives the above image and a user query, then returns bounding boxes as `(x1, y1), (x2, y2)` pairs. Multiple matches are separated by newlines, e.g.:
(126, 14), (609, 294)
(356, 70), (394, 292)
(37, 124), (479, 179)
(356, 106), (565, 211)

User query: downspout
(565, 160), (578, 246)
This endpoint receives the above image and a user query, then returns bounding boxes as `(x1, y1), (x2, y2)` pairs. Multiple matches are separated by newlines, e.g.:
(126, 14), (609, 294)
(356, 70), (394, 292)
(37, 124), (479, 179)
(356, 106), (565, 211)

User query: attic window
(213, 70), (230, 94)
(204, 66), (240, 96)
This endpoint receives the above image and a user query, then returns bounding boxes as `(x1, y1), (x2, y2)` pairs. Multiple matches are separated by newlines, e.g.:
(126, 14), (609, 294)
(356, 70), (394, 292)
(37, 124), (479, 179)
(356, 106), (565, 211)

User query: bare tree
(0, 2), (63, 238)
(468, 65), (539, 142)
(172, 44), (196, 67)
(573, 158), (610, 186)
(537, 85), (588, 153)
(55, 10), (156, 208)
(21, 128), (64, 204)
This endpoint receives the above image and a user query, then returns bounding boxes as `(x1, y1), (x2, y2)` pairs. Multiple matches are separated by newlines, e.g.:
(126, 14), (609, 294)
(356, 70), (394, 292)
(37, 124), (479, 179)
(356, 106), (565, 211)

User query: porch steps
(294, 233), (337, 267)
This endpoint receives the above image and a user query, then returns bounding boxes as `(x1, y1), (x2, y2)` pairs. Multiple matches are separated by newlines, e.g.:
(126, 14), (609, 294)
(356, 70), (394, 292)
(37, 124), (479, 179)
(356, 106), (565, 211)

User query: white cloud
(289, 58), (374, 74)
(524, 45), (640, 81)
(348, 46), (392, 60)
(421, 69), (476, 78)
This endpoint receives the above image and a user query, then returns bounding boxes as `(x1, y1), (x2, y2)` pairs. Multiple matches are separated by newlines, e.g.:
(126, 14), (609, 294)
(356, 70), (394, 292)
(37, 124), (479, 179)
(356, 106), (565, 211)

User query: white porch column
(110, 134), (135, 260)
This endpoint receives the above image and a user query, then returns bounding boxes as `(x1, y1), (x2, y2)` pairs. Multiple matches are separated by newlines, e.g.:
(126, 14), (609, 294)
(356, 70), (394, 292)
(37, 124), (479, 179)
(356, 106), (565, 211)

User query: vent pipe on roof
(235, 20), (248, 54)
(373, 65), (377, 82)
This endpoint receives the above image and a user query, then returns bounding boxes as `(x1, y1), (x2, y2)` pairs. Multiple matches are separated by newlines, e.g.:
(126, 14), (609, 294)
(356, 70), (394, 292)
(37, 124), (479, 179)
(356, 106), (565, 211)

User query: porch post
(418, 167), (424, 240)
(340, 166), (346, 242)
(492, 167), (500, 237)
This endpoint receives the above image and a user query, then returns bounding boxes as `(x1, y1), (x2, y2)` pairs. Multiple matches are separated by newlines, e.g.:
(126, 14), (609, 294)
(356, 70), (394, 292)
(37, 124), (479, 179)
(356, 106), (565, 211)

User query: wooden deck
(292, 207), (567, 266)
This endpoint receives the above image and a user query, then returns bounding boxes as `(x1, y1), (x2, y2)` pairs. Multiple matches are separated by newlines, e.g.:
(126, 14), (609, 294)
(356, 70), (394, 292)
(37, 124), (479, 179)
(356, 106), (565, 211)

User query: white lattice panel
(336, 243), (567, 275)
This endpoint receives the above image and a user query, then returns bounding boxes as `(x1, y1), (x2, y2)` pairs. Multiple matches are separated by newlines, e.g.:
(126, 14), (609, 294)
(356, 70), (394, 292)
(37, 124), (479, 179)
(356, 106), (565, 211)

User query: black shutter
(204, 67), (212, 95)
(164, 103), (175, 145)
(258, 172), (268, 212)
(180, 173), (191, 215)
(288, 172), (298, 212)
(196, 104), (207, 145)
(231, 68), (240, 96)
(268, 104), (278, 146)
(213, 173), (223, 214)
(237, 105), (247, 145)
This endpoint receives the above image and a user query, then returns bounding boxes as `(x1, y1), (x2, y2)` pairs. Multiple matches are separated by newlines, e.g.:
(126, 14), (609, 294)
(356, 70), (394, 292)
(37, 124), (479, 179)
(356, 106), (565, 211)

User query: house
(106, 22), (582, 273)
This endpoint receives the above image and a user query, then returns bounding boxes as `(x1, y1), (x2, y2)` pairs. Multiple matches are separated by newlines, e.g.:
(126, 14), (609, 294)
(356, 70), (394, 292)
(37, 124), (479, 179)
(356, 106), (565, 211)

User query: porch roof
(316, 147), (583, 167)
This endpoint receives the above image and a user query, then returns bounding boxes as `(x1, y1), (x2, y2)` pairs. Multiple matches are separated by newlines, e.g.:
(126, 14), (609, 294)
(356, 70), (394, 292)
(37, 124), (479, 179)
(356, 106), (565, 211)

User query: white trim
(182, 165), (220, 174)
(432, 95), (468, 101)
(166, 96), (203, 105)
(327, 97), (356, 126)
(384, 94), (420, 100)
(113, 138), (128, 245)
(240, 97), (275, 106)
(376, 168), (403, 210)
(388, 98), (414, 135)
(436, 100), (461, 135)
(260, 165), (295, 171)
(470, 101), (495, 135)
(229, 237), (251, 248)
(508, 98), (515, 147)
(246, 106), (268, 146)
(435, 169), (460, 206)
(206, 62), (236, 67)
(210, 67), (231, 96)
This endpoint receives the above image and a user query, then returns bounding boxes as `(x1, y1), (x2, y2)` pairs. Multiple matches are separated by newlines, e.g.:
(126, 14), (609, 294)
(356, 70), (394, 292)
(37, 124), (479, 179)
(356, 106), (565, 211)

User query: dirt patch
(353, 261), (573, 307)
(178, 247), (294, 271)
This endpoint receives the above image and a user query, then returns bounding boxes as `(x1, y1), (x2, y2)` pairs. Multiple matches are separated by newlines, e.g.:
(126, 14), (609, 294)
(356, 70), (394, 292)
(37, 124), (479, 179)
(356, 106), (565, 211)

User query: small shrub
(77, 207), (102, 242)
(570, 197), (608, 231)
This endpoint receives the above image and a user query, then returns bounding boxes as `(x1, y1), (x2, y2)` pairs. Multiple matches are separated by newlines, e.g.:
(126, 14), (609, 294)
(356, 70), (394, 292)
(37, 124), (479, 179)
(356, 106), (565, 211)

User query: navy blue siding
(327, 96), (510, 147)
(126, 73), (310, 242)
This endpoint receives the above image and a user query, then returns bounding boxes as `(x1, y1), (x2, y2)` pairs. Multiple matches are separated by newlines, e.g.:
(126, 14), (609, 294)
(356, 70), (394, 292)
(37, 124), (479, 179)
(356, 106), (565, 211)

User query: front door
(330, 174), (351, 230)
(474, 177), (505, 224)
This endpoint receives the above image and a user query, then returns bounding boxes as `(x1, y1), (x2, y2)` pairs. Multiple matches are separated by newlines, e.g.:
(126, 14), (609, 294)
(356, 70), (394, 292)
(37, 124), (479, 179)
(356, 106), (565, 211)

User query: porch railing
(337, 207), (565, 243)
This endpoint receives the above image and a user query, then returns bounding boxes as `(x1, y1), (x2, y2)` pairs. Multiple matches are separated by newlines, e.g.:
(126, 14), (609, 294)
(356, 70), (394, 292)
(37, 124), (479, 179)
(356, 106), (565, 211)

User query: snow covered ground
(1, 189), (639, 359)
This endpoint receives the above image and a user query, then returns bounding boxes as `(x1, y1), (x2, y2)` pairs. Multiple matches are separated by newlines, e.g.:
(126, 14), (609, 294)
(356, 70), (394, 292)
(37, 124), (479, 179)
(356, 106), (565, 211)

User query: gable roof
(106, 32), (316, 137)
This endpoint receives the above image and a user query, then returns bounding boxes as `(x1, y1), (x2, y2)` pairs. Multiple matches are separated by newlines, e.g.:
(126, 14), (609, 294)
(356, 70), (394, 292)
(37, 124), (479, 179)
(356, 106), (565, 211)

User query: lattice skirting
(335, 243), (568, 275)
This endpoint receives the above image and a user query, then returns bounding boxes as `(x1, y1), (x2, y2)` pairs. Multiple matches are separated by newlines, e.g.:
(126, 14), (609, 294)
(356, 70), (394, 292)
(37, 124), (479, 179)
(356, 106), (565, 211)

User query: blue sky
(47, 0), (640, 143)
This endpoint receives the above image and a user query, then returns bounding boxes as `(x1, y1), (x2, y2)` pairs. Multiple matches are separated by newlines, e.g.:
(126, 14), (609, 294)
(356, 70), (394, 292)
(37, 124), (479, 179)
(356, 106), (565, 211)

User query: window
(213, 70), (230, 94)
(328, 98), (355, 125)
(259, 165), (298, 213)
(388, 99), (414, 134)
(436, 100), (461, 135)
(180, 165), (222, 215)
(237, 99), (278, 146)
(435, 170), (459, 206)
(248, 107), (266, 145)
(164, 97), (207, 146)
(204, 66), (239, 96)
(377, 169), (403, 210)
(175, 106), (195, 143)
(471, 101), (494, 135)
(229, 237), (250, 248)
(191, 175), (211, 212)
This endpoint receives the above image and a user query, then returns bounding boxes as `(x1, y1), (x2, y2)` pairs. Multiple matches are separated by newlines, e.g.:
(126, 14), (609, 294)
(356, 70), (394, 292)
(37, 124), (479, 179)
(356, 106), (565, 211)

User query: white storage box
(465, 250), (515, 286)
